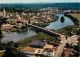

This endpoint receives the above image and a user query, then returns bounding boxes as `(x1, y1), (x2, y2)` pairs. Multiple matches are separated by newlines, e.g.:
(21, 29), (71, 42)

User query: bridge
(28, 24), (62, 37)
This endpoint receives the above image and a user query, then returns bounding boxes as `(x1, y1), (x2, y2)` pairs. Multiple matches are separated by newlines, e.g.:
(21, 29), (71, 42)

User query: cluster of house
(0, 8), (58, 31)
(20, 35), (67, 57)
(40, 7), (60, 14)
(1, 23), (25, 31)
(0, 8), (57, 24)
(64, 48), (73, 57)
(63, 10), (80, 13)
(29, 14), (56, 24)
(64, 35), (80, 57)
(19, 34), (79, 57)
(20, 39), (56, 57)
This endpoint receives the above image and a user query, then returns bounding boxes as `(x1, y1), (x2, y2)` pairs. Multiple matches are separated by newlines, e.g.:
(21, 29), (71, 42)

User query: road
(54, 40), (67, 57)
(54, 35), (79, 57)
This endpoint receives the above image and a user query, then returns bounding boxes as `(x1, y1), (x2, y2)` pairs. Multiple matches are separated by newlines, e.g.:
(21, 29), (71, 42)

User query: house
(1, 24), (13, 30)
(6, 19), (17, 24)
(35, 49), (43, 55)
(64, 48), (73, 57)
(44, 44), (53, 48)
(67, 35), (79, 44)
(30, 39), (46, 48)
(57, 37), (61, 41)
(50, 40), (61, 47)
(60, 35), (66, 40)
(20, 47), (37, 55)
(43, 48), (56, 57)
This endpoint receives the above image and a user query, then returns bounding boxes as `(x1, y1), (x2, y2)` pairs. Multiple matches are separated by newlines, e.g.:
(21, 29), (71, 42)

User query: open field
(68, 13), (80, 26)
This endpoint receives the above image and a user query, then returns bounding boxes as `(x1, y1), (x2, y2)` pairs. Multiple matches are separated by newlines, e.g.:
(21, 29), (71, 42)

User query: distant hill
(0, 3), (80, 10)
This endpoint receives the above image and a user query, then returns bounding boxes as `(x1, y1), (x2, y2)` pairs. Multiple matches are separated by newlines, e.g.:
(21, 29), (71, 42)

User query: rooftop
(20, 47), (37, 52)
(60, 35), (66, 37)
(30, 39), (45, 47)
(44, 44), (53, 48)
(43, 48), (55, 52)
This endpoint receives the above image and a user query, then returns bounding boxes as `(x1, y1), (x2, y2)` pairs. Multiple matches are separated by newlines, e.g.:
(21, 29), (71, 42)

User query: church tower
(3, 9), (6, 14)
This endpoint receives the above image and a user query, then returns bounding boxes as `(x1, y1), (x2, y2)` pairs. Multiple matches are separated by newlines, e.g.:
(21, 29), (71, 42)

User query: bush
(9, 28), (17, 32)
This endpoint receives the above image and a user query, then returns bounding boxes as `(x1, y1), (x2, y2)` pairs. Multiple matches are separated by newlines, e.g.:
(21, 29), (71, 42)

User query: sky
(0, 0), (80, 3)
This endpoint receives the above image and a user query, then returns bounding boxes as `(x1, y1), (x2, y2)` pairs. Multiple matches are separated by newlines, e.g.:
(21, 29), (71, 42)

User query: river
(1, 29), (37, 42)
(45, 14), (74, 30)
(1, 14), (74, 43)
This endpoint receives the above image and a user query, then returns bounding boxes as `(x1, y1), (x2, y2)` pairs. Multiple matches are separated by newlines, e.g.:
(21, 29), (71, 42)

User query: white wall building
(43, 48), (55, 57)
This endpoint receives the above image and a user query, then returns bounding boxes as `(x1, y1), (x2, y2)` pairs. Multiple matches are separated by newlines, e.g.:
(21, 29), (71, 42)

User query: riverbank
(68, 13), (80, 26)
(17, 32), (56, 47)
(64, 13), (79, 26)
(54, 25), (79, 36)
(55, 13), (80, 36)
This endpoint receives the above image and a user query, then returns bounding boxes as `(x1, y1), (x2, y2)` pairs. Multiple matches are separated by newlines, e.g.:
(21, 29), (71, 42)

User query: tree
(0, 29), (2, 37)
(0, 17), (2, 37)
(3, 46), (19, 57)
(7, 41), (15, 48)
(2, 41), (20, 57)
(0, 42), (7, 50)
(28, 19), (31, 24)
(0, 16), (3, 26)
(2, 41), (27, 57)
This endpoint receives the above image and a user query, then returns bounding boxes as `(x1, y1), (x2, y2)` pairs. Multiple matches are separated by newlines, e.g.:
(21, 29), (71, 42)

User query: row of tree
(0, 17), (2, 37)
(0, 41), (27, 57)
(0, 7), (40, 13)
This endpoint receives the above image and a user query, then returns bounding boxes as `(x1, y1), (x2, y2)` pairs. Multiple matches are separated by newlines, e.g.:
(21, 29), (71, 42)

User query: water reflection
(1, 29), (37, 43)
(45, 14), (74, 30)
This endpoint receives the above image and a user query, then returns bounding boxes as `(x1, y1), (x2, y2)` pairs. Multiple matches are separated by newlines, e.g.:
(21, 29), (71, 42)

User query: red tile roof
(43, 48), (55, 52)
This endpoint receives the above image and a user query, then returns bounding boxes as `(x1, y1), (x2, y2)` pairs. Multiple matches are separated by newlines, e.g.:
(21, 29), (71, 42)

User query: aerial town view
(0, 0), (80, 57)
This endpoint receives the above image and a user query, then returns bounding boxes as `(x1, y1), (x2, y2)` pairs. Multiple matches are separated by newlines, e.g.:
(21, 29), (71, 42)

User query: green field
(68, 13), (80, 26)
(54, 13), (80, 36)
(17, 32), (56, 47)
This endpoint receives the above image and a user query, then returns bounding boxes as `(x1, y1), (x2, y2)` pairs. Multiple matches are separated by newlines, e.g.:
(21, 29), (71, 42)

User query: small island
(60, 16), (65, 23)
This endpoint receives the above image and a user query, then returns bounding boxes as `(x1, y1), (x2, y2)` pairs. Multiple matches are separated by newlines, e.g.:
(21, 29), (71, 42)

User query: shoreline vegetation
(17, 32), (56, 47)
(55, 13), (80, 36)
(68, 13), (80, 26)
(64, 13), (79, 26)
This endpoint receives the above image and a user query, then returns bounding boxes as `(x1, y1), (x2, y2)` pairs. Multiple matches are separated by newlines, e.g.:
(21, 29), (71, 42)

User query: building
(35, 49), (43, 55)
(64, 48), (73, 57)
(3, 9), (6, 14)
(30, 39), (46, 48)
(43, 48), (56, 57)
(50, 40), (60, 47)
(6, 19), (17, 24)
(60, 35), (66, 40)
(20, 47), (37, 55)
(67, 35), (79, 44)
(1, 24), (13, 30)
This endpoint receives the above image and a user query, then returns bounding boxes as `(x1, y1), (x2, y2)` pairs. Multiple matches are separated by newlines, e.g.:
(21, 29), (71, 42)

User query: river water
(1, 14), (74, 43)
(45, 14), (74, 30)
(1, 29), (37, 42)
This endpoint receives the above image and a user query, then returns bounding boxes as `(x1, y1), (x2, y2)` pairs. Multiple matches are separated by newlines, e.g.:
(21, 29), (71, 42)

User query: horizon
(0, 2), (80, 4)
(0, 0), (80, 4)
